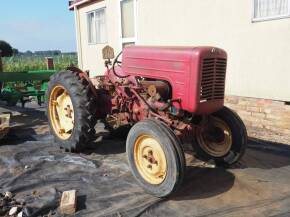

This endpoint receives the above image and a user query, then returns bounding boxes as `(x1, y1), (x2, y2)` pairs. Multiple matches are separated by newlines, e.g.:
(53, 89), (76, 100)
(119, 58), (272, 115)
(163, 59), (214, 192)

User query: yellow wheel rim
(134, 135), (167, 185)
(48, 85), (74, 140)
(196, 117), (232, 157)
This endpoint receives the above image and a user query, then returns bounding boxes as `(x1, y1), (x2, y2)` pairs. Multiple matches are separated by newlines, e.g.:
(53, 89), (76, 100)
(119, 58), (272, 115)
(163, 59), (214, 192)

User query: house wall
(73, 0), (290, 143)
(75, 0), (290, 102)
(75, 0), (121, 76)
(137, 0), (290, 102)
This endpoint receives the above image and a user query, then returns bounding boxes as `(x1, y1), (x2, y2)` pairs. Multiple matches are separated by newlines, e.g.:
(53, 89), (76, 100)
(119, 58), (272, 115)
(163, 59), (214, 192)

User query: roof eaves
(69, 0), (90, 10)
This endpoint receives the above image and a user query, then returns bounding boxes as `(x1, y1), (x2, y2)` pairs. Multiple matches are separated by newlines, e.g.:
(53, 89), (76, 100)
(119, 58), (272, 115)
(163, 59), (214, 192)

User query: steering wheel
(112, 51), (129, 78)
(113, 51), (122, 67)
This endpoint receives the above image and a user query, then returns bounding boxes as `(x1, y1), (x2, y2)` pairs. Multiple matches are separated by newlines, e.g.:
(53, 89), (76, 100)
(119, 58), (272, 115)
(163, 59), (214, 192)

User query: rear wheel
(192, 106), (247, 166)
(126, 119), (185, 197)
(47, 70), (97, 152)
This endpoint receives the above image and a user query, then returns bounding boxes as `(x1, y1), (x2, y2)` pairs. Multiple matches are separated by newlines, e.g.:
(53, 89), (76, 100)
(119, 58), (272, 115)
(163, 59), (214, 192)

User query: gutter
(69, 0), (90, 10)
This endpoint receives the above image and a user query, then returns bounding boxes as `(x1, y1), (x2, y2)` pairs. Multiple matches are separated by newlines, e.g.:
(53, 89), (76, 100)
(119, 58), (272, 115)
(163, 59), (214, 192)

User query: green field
(2, 54), (78, 72)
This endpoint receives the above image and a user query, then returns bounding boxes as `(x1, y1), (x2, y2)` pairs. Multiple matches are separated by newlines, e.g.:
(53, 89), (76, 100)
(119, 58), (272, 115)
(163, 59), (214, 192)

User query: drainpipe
(74, 5), (84, 70)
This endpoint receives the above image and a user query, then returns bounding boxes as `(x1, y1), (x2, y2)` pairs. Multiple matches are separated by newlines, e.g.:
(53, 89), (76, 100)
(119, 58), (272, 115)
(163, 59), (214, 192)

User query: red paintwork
(91, 45), (229, 135)
(122, 46), (227, 114)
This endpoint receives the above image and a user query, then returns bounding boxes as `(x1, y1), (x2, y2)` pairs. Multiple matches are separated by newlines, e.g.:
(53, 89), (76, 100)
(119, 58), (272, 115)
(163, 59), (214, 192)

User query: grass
(2, 54), (78, 72)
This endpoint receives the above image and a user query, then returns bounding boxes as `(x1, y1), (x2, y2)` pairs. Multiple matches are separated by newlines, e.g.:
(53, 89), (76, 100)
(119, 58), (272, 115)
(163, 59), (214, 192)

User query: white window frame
(119, 0), (137, 49)
(252, 0), (290, 22)
(86, 7), (108, 45)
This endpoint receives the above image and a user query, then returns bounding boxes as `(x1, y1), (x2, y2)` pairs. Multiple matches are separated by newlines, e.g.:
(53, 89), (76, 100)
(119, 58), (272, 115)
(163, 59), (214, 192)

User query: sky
(0, 0), (76, 52)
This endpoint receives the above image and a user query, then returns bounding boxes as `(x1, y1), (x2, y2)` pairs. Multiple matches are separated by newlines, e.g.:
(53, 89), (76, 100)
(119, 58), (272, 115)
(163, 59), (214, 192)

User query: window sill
(252, 14), (290, 23)
(88, 42), (108, 46)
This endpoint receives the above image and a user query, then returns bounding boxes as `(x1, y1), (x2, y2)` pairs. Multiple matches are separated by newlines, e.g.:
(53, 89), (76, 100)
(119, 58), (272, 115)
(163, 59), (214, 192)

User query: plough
(0, 70), (56, 107)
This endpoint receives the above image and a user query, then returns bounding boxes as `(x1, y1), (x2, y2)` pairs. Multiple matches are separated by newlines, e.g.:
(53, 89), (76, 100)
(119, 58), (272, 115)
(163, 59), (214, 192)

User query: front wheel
(192, 106), (247, 166)
(126, 119), (185, 198)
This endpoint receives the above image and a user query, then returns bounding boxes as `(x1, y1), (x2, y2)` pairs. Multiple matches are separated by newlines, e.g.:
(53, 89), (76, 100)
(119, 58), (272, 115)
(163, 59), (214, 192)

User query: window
(87, 8), (107, 44)
(253, 0), (290, 21)
(120, 0), (136, 47)
(87, 12), (95, 44)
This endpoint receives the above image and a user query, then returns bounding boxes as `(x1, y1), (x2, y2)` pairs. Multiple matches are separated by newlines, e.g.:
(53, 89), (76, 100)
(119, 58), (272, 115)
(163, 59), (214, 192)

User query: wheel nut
(147, 165), (152, 169)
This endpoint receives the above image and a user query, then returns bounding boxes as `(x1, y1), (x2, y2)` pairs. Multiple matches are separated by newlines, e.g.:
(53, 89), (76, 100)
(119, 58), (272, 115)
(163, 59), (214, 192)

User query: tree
(12, 48), (19, 56)
(0, 40), (13, 57)
(53, 50), (61, 56)
(25, 50), (33, 56)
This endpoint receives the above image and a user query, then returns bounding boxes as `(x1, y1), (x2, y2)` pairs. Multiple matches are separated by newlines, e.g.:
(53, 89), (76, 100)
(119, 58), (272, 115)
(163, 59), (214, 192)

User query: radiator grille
(200, 58), (227, 102)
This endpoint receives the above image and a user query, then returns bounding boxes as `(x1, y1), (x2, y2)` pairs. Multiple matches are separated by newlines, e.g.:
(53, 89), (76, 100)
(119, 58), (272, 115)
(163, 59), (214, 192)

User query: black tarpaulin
(1, 106), (290, 217)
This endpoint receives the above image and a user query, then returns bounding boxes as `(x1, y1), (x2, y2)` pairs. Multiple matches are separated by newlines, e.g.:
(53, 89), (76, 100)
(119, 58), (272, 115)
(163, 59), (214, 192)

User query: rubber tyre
(192, 106), (247, 166)
(151, 119), (186, 187)
(47, 70), (97, 152)
(126, 119), (185, 198)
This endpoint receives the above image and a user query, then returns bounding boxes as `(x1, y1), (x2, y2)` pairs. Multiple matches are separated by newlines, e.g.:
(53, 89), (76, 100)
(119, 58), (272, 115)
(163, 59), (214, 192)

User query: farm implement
(0, 70), (56, 107)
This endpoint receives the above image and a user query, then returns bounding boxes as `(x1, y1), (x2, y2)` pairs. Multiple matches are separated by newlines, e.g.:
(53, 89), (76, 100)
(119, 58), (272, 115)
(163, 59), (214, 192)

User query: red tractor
(46, 46), (247, 197)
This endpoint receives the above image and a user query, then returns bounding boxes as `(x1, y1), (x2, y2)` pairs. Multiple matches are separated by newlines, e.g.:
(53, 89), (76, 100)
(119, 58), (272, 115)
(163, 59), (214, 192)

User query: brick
(257, 119), (274, 128)
(268, 104), (287, 111)
(243, 97), (256, 102)
(285, 105), (290, 112)
(225, 96), (239, 104)
(251, 112), (266, 119)
(242, 115), (261, 123)
(275, 120), (290, 129)
(242, 121), (252, 128)
(282, 129), (290, 135)
(263, 121), (288, 130)
(260, 107), (272, 114)
(60, 190), (77, 215)
(237, 99), (249, 106)
(271, 100), (285, 106)
(280, 112), (290, 121)
(256, 99), (273, 106)
(251, 122), (264, 128)
(246, 106), (260, 113)
(266, 114), (282, 121)
(226, 104), (246, 112)
(267, 124), (287, 132)
(237, 110), (252, 117)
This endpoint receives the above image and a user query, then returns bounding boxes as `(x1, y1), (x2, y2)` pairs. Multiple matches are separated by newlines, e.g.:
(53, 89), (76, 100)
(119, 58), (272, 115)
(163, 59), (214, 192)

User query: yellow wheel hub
(134, 135), (167, 185)
(196, 117), (232, 157)
(49, 85), (74, 140)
